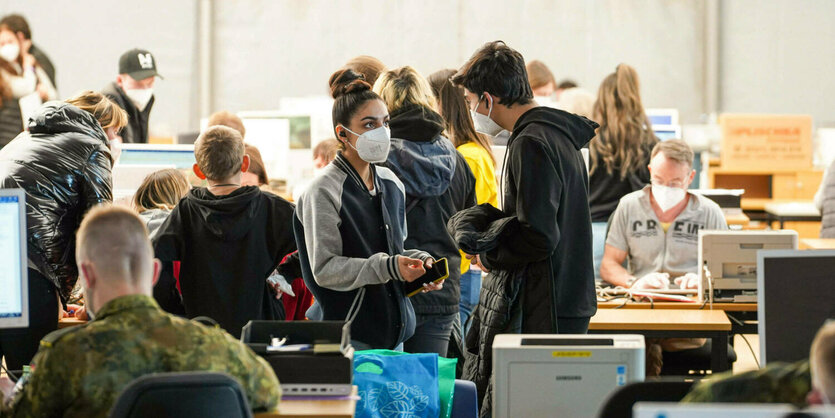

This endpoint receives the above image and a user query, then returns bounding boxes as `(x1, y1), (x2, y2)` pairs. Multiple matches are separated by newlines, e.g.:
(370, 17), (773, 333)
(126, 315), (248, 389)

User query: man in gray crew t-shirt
(601, 140), (728, 291)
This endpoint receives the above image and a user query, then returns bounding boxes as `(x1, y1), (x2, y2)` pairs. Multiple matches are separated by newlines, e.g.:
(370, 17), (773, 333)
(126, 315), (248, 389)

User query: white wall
(213, 0), (707, 124)
(720, 0), (835, 127)
(1, 0), (833, 136)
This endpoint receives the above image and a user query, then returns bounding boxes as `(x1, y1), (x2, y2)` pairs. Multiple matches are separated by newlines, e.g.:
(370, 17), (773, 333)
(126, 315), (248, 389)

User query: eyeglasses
(651, 180), (685, 189)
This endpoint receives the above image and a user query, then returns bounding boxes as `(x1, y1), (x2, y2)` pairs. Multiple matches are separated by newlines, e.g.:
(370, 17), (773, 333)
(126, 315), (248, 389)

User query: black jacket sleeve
(151, 206), (186, 315)
(483, 136), (561, 270)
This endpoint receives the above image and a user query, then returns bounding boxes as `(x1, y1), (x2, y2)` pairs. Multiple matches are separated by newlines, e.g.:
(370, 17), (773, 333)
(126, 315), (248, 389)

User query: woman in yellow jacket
(429, 69), (498, 334)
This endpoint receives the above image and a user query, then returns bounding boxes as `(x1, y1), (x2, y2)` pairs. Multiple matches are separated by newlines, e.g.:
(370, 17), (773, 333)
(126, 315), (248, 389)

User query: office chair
(451, 379), (478, 418)
(108, 372), (253, 418)
(597, 380), (695, 418)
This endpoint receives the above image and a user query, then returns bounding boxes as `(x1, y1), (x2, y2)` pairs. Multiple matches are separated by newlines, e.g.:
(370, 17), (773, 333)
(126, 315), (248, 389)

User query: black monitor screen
(760, 252), (835, 364)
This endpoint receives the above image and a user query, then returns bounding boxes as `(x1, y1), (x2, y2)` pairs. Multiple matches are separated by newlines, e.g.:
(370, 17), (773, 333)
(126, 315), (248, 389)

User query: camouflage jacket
(1, 295), (280, 417)
(682, 360), (811, 406)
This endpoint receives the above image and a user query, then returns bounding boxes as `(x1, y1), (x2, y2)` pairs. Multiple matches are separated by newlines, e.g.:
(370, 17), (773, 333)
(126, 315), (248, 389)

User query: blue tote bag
(353, 351), (440, 418)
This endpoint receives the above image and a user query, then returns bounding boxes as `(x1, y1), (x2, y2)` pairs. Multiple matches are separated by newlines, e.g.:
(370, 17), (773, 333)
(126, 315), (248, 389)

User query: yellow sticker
(552, 351), (592, 358)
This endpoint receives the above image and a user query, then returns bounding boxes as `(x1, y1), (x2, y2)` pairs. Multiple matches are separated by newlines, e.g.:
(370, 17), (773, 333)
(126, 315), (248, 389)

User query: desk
(801, 238), (835, 250)
(255, 387), (357, 418)
(765, 201), (821, 229)
(597, 300), (756, 312)
(725, 212), (750, 228)
(589, 309), (732, 372)
(58, 318), (87, 329)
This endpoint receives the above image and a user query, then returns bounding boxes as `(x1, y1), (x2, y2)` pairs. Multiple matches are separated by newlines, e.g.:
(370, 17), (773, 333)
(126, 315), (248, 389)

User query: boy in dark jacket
(450, 40), (599, 417)
(452, 40), (599, 334)
(152, 126), (296, 337)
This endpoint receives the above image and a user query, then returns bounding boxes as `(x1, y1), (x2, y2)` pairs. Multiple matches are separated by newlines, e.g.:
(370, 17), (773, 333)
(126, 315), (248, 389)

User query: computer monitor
(653, 124), (682, 141)
(0, 189), (28, 329)
(646, 108), (679, 126)
(698, 230), (798, 303)
(118, 144), (196, 169)
(633, 402), (822, 418)
(758, 249), (835, 365)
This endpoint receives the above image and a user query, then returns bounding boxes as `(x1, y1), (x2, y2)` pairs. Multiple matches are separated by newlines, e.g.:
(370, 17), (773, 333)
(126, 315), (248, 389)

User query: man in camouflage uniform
(683, 321), (835, 406)
(0, 206), (281, 417)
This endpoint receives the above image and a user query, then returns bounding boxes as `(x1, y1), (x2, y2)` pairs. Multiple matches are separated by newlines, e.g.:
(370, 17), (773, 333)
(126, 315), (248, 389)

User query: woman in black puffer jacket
(0, 91), (126, 371)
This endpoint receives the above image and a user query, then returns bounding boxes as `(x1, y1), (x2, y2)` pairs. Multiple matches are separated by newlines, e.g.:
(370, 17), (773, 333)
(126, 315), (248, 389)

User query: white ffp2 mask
(124, 88), (154, 111)
(0, 43), (20, 63)
(651, 184), (687, 212)
(341, 125), (391, 164)
(470, 95), (503, 137)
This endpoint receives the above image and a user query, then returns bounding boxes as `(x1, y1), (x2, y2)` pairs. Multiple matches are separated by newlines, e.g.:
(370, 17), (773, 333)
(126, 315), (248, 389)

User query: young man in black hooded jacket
(451, 41), (599, 335)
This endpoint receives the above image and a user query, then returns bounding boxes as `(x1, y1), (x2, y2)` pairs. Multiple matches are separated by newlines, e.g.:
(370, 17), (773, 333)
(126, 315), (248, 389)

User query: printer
(241, 320), (354, 397)
(492, 334), (645, 418)
(698, 230), (797, 303)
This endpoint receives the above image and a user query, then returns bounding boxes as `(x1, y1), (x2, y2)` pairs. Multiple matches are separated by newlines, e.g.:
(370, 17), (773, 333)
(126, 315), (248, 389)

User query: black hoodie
(384, 105), (476, 315)
(481, 106), (599, 327)
(152, 186), (296, 337)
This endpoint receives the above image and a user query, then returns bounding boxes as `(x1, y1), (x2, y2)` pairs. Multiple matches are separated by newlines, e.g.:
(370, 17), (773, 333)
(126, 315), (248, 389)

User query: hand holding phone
(404, 258), (449, 297)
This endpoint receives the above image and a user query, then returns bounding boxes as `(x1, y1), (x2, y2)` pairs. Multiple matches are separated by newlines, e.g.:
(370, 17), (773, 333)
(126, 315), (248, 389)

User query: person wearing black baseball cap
(102, 48), (163, 144)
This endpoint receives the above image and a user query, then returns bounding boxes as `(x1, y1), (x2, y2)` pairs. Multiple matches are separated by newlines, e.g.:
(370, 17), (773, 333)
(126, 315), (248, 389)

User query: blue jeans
(403, 313), (456, 355)
(592, 222), (608, 282)
(458, 269), (482, 337)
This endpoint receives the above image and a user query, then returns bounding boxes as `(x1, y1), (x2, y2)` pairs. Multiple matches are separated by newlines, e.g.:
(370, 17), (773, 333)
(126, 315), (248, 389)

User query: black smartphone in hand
(403, 258), (449, 297)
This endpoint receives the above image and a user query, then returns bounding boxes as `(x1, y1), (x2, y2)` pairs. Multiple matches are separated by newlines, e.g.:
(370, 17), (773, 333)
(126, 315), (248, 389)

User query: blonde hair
(208, 110), (246, 138)
(811, 322), (835, 401)
(590, 64), (657, 178)
(66, 90), (128, 132)
(195, 126), (245, 180)
(373, 66), (436, 114)
(651, 139), (694, 168)
(526, 60), (556, 90)
(133, 169), (190, 213)
(313, 139), (339, 163)
(76, 205), (153, 285)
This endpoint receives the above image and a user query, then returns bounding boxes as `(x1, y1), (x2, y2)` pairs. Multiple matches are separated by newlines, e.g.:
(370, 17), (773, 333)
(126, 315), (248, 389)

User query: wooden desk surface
(255, 387), (357, 418)
(597, 300), (757, 312)
(589, 309), (731, 332)
(58, 318), (87, 329)
(725, 212), (750, 226)
(801, 238), (835, 250)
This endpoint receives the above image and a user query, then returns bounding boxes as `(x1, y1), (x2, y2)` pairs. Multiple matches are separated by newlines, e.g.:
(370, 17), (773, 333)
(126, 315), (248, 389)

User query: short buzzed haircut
(451, 40), (533, 107)
(195, 125), (245, 180)
(651, 139), (694, 168)
(811, 321), (835, 402)
(207, 110), (246, 138)
(76, 206), (153, 284)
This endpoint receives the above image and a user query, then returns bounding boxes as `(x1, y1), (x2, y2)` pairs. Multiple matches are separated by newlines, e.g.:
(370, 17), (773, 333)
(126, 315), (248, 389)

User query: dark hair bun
(329, 69), (372, 99)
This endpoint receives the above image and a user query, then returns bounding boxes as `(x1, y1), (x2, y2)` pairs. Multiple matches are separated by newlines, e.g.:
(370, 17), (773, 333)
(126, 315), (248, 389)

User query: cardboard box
(720, 114), (813, 171)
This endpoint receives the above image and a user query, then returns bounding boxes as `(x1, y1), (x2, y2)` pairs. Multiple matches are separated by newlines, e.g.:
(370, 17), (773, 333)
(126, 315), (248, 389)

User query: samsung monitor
(0, 189), (28, 329)
(758, 249), (835, 364)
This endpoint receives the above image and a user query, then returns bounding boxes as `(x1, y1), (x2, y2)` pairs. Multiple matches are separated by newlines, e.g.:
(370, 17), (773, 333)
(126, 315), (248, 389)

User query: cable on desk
(727, 314), (760, 368)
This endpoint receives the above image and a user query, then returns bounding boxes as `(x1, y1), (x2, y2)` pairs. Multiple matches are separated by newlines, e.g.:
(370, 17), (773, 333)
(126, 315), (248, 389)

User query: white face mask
(124, 88), (154, 111)
(470, 94), (504, 137)
(340, 125), (391, 164)
(0, 43), (20, 62)
(651, 184), (687, 212)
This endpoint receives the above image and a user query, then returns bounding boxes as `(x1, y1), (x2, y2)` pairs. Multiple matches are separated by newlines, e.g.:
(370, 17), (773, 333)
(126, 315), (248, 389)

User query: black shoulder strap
(405, 197), (421, 215)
